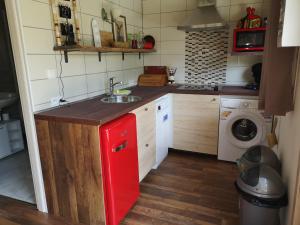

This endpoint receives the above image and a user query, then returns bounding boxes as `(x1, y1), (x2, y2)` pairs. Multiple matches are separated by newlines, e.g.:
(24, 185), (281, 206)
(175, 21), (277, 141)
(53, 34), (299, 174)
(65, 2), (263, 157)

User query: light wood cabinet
(173, 94), (220, 155)
(131, 101), (156, 181)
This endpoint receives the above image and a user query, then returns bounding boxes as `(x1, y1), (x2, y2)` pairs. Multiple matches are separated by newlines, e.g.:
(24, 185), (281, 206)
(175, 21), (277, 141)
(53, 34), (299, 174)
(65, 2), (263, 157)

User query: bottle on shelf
(132, 33), (138, 49)
(137, 32), (144, 49)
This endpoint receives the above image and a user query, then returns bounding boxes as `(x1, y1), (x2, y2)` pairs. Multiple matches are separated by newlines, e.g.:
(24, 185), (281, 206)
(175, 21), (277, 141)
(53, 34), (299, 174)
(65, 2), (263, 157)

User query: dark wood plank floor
(0, 195), (83, 225)
(123, 150), (240, 225)
(0, 150), (239, 225)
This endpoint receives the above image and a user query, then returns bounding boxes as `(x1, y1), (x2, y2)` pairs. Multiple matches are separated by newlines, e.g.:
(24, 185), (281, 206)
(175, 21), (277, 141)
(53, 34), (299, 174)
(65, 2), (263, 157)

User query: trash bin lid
(237, 165), (286, 199)
(238, 145), (281, 173)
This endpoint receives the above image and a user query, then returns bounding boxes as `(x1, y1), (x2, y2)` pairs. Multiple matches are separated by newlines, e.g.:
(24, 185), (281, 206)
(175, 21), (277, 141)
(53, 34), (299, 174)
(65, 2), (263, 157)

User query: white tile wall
(161, 0), (187, 13)
(84, 54), (107, 74)
(20, 0), (52, 29)
(142, 0), (267, 85)
(18, 0), (269, 111)
(87, 72), (107, 93)
(143, 0), (160, 14)
(27, 55), (57, 80)
(161, 27), (185, 41)
(20, 0), (143, 111)
(30, 79), (60, 105)
(61, 75), (88, 98)
(161, 11), (187, 27)
(143, 14), (161, 28)
(55, 54), (86, 77)
(23, 28), (55, 55)
(161, 41), (185, 55)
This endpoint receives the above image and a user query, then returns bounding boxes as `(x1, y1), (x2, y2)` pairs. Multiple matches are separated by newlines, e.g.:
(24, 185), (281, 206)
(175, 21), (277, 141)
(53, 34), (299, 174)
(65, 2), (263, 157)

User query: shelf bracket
(122, 52), (125, 61)
(139, 52), (141, 60)
(64, 50), (69, 63)
(98, 52), (102, 62)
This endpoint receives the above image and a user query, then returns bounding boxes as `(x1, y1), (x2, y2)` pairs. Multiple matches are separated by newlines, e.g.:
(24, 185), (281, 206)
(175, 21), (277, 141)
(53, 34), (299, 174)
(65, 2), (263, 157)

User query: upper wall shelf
(231, 51), (264, 57)
(53, 45), (156, 63)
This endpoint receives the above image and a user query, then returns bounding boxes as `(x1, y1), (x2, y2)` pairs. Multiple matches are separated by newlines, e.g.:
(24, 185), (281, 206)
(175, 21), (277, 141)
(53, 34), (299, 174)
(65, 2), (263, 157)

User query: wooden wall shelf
(54, 45), (156, 63)
(231, 51), (264, 56)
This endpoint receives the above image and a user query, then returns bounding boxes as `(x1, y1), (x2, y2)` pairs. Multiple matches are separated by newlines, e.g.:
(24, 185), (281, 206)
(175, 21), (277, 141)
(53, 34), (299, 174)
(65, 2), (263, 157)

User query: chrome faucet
(109, 77), (123, 96)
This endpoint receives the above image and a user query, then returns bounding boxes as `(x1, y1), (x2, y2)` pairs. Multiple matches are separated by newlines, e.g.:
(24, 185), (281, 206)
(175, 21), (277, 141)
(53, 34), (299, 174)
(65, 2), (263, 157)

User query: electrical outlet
(50, 96), (62, 107)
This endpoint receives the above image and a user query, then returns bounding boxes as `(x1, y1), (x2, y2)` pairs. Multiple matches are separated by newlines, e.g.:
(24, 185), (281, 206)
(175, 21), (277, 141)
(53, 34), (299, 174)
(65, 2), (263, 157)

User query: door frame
(4, 0), (48, 212)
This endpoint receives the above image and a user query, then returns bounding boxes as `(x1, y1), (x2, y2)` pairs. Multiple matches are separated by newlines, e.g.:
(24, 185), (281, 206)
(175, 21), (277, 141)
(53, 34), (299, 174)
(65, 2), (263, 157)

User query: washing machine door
(226, 110), (267, 149)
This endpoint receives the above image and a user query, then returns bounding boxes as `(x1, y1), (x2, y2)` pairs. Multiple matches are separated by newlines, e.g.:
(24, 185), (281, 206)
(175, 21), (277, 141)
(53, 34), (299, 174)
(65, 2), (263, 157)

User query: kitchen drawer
(131, 101), (156, 181)
(138, 140), (156, 181)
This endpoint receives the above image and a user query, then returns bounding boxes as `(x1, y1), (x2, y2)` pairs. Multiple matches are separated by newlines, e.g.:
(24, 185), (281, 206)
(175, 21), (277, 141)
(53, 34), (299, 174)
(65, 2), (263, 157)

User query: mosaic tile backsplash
(185, 30), (229, 85)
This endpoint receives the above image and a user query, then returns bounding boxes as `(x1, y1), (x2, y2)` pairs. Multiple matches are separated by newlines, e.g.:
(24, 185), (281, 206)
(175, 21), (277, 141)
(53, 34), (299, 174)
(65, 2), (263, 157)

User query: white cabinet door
(154, 94), (172, 169)
(279, 0), (300, 47)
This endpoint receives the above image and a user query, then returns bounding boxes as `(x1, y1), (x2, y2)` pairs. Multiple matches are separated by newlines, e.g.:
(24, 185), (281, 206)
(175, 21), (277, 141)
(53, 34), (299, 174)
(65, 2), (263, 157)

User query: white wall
(277, 52), (300, 225)
(280, 0), (300, 47)
(19, 0), (143, 111)
(142, 0), (266, 85)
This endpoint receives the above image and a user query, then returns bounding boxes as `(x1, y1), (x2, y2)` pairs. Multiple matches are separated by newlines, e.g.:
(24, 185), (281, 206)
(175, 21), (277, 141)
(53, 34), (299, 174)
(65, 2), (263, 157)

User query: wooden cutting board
(144, 66), (168, 75)
(138, 74), (168, 87)
(100, 31), (113, 47)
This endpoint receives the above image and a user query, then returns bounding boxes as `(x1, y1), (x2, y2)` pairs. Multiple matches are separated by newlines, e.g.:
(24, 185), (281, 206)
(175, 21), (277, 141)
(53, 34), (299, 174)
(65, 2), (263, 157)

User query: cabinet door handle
(144, 108), (148, 111)
(113, 141), (127, 152)
(211, 98), (217, 102)
(145, 144), (149, 148)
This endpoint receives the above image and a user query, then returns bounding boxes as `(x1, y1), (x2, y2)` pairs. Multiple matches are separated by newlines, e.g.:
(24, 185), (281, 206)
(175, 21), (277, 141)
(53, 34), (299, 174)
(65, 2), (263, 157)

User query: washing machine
(218, 96), (273, 162)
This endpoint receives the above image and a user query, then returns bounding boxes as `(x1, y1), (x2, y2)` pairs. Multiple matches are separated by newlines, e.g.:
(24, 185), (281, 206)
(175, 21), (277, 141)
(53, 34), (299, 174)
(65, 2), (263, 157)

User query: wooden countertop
(35, 85), (259, 125)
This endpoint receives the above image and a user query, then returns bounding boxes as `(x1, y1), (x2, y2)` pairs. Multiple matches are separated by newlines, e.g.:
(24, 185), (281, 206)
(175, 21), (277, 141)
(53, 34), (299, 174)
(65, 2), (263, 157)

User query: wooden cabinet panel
(173, 94), (220, 155)
(278, 0), (300, 47)
(35, 120), (105, 225)
(131, 101), (156, 182)
(260, 0), (296, 115)
(292, 153), (300, 225)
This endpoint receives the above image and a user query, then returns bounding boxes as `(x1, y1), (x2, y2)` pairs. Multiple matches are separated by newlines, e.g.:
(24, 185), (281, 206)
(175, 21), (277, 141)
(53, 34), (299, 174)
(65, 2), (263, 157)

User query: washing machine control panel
(221, 98), (259, 109)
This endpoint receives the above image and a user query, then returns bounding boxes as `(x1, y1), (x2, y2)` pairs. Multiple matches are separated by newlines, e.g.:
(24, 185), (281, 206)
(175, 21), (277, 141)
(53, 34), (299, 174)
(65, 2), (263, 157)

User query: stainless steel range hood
(177, 0), (227, 31)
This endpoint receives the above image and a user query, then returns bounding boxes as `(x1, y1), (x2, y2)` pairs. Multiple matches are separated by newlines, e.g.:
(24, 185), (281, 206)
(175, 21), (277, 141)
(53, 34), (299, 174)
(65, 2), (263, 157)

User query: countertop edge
(34, 86), (259, 125)
(34, 91), (167, 126)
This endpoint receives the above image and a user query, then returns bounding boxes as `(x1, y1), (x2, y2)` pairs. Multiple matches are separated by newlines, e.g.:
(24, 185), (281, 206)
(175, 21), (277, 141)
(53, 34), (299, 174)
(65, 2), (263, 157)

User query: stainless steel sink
(101, 95), (142, 104)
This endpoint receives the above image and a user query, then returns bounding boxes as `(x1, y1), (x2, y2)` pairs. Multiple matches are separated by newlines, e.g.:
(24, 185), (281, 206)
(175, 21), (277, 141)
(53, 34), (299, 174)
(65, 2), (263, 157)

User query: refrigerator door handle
(113, 141), (128, 152)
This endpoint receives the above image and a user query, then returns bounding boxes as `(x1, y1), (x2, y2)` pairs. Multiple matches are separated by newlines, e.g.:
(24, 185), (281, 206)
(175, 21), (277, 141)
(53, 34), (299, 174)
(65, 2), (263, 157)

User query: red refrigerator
(100, 114), (140, 225)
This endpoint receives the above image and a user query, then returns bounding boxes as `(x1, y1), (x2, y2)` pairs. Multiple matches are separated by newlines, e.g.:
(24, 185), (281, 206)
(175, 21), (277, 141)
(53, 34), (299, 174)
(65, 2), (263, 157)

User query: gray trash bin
(235, 165), (287, 225)
(237, 145), (281, 173)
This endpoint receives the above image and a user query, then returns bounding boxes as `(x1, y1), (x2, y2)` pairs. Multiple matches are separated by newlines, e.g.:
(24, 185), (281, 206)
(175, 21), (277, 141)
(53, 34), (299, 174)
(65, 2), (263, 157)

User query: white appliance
(218, 96), (272, 162)
(0, 120), (24, 159)
(0, 123), (11, 158)
(0, 92), (17, 111)
(153, 95), (172, 169)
